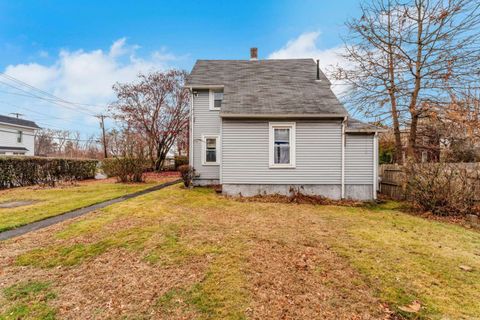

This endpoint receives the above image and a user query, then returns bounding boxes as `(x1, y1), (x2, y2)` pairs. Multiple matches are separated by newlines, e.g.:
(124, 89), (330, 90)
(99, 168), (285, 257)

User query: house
(185, 49), (385, 200)
(0, 115), (40, 156)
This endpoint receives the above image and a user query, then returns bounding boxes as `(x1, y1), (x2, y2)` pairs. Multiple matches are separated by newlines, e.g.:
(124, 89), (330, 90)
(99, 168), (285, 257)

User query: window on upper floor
(17, 131), (23, 143)
(269, 122), (296, 168)
(202, 135), (220, 165)
(209, 89), (223, 110)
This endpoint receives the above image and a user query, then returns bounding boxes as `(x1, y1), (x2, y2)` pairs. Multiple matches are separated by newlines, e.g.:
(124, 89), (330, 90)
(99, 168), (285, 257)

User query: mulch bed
(227, 192), (365, 207)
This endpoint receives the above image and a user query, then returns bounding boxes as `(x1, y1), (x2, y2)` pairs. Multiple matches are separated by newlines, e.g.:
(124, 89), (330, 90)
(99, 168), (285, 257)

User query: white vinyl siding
(345, 134), (374, 184)
(222, 120), (342, 184)
(0, 124), (35, 156)
(192, 90), (221, 180)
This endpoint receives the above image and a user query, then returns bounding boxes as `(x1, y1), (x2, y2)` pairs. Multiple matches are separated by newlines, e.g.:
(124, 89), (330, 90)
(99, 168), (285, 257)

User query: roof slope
(186, 59), (347, 117)
(346, 118), (386, 133)
(0, 115), (40, 129)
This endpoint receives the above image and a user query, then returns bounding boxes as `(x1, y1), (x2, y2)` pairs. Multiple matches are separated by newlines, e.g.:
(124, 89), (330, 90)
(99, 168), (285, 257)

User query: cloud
(269, 31), (350, 95)
(269, 31), (346, 69)
(3, 38), (177, 108)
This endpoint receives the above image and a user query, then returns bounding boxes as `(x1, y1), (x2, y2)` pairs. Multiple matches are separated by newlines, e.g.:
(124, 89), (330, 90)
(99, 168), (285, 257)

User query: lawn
(0, 185), (479, 319)
(0, 173), (179, 232)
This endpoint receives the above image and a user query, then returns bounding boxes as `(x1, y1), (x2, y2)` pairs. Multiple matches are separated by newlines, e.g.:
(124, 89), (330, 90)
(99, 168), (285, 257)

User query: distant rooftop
(0, 114), (40, 129)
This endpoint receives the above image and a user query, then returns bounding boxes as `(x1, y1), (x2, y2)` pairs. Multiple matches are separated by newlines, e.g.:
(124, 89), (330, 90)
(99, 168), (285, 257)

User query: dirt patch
(0, 200), (39, 208)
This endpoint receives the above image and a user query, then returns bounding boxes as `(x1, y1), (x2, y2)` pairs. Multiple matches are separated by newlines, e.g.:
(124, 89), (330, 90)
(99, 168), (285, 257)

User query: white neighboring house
(0, 115), (40, 156)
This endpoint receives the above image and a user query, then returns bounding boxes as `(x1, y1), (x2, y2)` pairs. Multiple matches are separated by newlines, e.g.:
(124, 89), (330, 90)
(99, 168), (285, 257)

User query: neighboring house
(0, 115), (40, 156)
(185, 49), (385, 200)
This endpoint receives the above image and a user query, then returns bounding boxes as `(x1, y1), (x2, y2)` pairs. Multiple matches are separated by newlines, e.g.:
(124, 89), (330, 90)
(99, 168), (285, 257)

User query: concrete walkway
(0, 179), (181, 241)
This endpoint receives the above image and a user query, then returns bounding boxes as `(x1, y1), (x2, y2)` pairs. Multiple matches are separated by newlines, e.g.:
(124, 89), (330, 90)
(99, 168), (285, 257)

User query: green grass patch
(321, 203), (480, 318)
(0, 281), (56, 320)
(0, 181), (162, 232)
(156, 240), (249, 320)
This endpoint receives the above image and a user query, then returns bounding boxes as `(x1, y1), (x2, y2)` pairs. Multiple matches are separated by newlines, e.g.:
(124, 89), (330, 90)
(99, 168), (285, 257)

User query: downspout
(189, 89), (194, 169)
(373, 132), (378, 200)
(341, 116), (347, 199)
(219, 117), (223, 185)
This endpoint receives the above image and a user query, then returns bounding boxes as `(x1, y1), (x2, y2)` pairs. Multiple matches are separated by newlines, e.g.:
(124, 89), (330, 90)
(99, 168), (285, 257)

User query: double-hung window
(202, 135), (220, 165)
(209, 89), (223, 110)
(17, 131), (23, 143)
(269, 122), (296, 168)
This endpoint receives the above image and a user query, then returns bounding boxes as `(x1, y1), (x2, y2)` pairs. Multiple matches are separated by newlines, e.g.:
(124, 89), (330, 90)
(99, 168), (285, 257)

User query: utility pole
(96, 114), (108, 158)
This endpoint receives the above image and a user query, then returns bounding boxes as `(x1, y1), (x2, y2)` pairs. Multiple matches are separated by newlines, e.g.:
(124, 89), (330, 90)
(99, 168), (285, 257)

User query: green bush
(174, 156), (188, 170)
(0, 157), (98, 189)
(101, 157), (148, 183)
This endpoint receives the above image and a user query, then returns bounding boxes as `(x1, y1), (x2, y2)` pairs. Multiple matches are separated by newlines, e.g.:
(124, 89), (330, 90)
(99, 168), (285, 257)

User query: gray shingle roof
(0, 115), (40, 129)
(186, 59), (347, 117)
(346, 118), (386, 133)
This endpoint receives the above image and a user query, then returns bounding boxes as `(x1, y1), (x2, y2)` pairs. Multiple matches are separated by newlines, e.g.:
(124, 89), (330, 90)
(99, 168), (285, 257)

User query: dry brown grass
(2, 186), (478, 319)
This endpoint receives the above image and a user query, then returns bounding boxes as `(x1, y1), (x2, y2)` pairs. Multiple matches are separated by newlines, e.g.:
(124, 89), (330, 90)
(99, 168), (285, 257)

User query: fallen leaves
(398, 300), (422, 313)
(459, 265), (473, 272)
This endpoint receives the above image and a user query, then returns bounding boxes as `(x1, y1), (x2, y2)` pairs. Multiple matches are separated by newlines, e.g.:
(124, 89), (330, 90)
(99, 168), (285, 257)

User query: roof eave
(220, 113), (348, 119)
(345, 128), (388, 133)
(185, 85), (225, 90)
(0, 121), (40, 130)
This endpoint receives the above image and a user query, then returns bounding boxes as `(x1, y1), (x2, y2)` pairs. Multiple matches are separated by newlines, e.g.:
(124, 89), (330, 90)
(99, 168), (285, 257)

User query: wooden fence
(379, 164), (406, 200)
(379, 163), (480, 201)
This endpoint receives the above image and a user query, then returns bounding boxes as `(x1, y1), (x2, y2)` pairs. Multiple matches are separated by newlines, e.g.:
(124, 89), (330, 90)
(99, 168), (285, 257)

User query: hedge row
(0, 157), (98, 188)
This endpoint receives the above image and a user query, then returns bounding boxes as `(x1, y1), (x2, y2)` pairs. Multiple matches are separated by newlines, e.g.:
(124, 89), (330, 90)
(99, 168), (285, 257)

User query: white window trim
(209, 90), (221, 111)
(202, 134), (220, 166)
(269, 122), (296, 168)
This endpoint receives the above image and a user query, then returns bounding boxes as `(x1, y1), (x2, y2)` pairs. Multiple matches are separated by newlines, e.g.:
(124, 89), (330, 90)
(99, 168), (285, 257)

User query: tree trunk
(407, 0), (424, 161)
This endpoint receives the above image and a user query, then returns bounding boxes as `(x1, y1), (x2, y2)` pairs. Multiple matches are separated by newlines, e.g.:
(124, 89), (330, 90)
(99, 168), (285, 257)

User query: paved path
(0, 179), (181, 241)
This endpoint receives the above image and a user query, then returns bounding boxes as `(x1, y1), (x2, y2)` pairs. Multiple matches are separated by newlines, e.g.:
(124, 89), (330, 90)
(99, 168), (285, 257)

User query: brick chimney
(250, 47), (258, 60)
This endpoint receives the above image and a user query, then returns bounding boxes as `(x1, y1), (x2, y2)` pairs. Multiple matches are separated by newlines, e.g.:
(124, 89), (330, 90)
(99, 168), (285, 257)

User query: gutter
(220, 113), (348, 119)
(341, 116), (347, 199)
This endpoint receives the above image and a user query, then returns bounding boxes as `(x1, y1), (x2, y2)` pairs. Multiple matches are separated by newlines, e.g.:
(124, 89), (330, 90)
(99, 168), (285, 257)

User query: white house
(0, 115), (40, 156)
(185, 49), (386, 200)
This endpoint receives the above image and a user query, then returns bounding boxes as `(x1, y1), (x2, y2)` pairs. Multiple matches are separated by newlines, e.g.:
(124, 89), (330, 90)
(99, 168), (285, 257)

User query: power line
(0, 72), (105, 108)
(0, 128), (99, 142)
(0, 79), (96, 117)
(0, 100), (99, 129)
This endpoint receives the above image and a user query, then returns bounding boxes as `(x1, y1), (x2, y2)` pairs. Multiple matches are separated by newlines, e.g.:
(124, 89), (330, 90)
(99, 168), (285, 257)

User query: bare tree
(336, 0), (480, 162)
(109, 70), (190, 170)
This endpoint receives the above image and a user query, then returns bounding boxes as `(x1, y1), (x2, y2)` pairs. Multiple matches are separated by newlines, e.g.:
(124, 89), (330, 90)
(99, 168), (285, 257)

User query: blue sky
(0, 0), (360, 137)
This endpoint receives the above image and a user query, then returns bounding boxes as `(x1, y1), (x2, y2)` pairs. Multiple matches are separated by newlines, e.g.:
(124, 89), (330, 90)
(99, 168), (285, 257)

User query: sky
(0, 0), (361, 138)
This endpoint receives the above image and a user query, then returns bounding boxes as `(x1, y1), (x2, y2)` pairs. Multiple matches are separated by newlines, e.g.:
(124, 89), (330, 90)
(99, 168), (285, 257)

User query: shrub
(178, 165), (194, 188)
(101, 157), (148, 183)
(0, 157), (97, 189)
(174, 156), (188, 170)
(405, 162), (480, 216)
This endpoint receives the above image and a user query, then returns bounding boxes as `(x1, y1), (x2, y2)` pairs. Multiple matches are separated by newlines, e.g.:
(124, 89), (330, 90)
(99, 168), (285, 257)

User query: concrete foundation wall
(193, 179), (220, 186)
(345, 184), (373, 201)
(222, 184), (342, 199)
